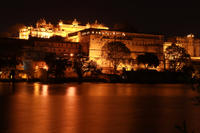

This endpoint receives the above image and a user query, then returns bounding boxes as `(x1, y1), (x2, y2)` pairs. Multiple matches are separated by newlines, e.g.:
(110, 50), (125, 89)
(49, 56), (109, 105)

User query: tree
(0, 41), (23, 70)
(44, 53), (69, 79)
(0, 53), (22, 81)
(73, 56), (99, 80)
(165, 44), (191, 71)
(101, 41), (131, 72)
(136, 53), (160, 69)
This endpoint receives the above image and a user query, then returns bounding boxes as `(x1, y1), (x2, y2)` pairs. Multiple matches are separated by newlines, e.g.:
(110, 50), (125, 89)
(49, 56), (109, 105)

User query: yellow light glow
(21, 74), (28, 79)
(191, 57), (200, 60)
(43, 65), (48, 70)
(35, 65), (39, 70)
(70, 53), (74, 57)
(42, 85), (48, 96)
(34, 83), (40, 96)
(66, 86), (76, 96)
(19, 19), (109, 40)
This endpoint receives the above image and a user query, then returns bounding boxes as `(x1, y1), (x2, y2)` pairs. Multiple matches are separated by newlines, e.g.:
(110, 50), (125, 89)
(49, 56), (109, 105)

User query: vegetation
(101, 41), (131, 72)
(0, 55), (22, 81)
(0, 42), (23, 70)
(44, 53), (69, 79)
(136, 53), (160, 69)
(165, 44), (191, 72)
(73, 56), (100, 80)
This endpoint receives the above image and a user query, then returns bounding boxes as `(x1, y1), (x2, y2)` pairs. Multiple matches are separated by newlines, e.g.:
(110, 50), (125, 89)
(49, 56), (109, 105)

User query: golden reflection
(117, 87), (138, 96)
(64, 86), (78, 133)
(88, 87), (105, 96)
(34, 83), (49, 96)
(34, 83), (40, 96)
(42, 85), (48, 96)
(66, 86), (76, 96)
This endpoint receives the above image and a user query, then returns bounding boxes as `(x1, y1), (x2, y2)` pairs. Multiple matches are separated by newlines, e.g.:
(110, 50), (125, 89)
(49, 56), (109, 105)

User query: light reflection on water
(33, 83), (49, 96)
(34, 83), (40, 96)
(0, 82), (200, 133)
(66, 86), (76, 96)
(41, 84), (48, 96)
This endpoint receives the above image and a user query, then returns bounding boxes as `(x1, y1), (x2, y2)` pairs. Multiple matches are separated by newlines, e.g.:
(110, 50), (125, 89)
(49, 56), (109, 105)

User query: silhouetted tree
(0, 55), (22, 82)
(0, 41), (23, 71)
(165, 44), (191, 71)
(73, 57), (85, 80)
(73, 56), (99, 80)
(44, 53), (69, 79)
(82, 60), (99, 75)
(101, 41), (131, 72)
(136, 53), (160, 69)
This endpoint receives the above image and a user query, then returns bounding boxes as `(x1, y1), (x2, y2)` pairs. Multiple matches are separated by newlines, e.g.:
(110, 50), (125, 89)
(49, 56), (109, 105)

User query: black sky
(1, 0), (200, 36)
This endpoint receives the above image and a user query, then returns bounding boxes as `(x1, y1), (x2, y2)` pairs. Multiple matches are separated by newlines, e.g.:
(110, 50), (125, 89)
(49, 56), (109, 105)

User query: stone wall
(78, 29), (164, 70)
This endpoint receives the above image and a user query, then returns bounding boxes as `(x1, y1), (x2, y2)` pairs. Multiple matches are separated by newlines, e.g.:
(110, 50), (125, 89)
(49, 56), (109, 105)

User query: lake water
(0, 82), (200, 133)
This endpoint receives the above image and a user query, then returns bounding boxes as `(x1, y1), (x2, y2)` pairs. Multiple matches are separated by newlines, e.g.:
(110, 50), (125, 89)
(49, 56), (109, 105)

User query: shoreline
(0, 78), (193, 84)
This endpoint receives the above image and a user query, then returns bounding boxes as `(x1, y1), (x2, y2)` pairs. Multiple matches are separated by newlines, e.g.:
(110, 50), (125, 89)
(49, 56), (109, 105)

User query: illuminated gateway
(19, 19), (109, 40)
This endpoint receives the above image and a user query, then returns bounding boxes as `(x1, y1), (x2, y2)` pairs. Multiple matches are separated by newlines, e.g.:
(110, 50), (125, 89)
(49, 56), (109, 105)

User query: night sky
(1, 0), (200, 37)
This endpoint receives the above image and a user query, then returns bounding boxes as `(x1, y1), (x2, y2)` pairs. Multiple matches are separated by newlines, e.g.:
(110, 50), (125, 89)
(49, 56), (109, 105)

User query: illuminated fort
(68, 28), (163, 70)
(18, 19), (164, 71)
(19, 19), (109, 40)
(18, 19), (200, 71)
(1, 19), (200, 79)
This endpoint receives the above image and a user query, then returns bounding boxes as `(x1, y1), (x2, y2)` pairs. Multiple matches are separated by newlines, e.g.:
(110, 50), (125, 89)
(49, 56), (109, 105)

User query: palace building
(18, 19), (165, 71)
(2, 19), (200, 80)
(19, 19), (109, 40)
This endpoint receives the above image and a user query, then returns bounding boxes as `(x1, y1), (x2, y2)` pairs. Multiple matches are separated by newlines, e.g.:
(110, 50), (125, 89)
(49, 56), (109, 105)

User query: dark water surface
(0, 82), (200, 133)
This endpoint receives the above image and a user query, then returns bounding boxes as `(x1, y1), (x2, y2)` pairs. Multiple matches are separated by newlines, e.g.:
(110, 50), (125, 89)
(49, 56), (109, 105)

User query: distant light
(59, 21), (63, 26)
(35, 65), (39, 70)
(43, 65), (48, 70)
(21, 74), (28, 79)
(187, 34), (194, 38)
(70, 53), (74, 57)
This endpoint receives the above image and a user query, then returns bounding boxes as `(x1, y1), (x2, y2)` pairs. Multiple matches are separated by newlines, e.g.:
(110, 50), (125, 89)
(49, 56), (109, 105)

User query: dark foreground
(0, 82), (200, 133)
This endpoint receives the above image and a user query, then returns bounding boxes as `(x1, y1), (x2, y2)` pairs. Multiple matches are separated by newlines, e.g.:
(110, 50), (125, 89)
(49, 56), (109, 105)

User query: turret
(72, 19), (79, 26)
